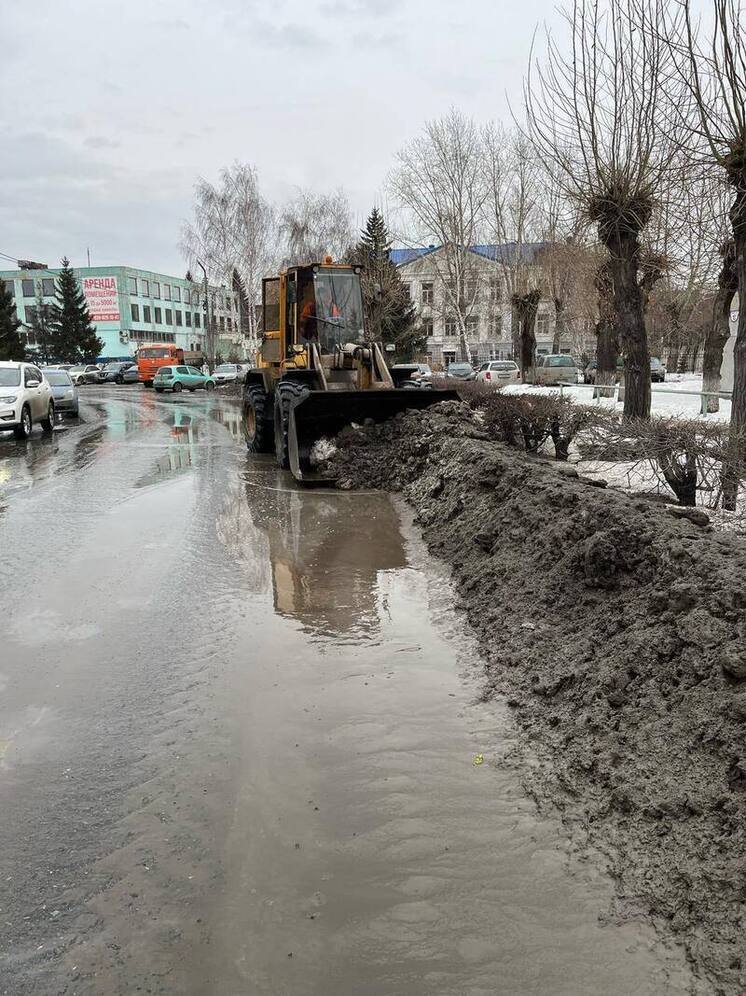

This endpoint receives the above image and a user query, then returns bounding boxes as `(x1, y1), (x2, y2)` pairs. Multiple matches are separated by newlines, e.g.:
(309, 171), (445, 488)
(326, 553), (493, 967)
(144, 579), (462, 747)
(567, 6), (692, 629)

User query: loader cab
(289, 264), (365, 355)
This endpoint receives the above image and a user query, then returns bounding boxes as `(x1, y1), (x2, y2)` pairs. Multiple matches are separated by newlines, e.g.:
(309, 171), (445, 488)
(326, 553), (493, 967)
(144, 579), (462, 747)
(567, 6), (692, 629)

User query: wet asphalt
(0, 386), (703, 995)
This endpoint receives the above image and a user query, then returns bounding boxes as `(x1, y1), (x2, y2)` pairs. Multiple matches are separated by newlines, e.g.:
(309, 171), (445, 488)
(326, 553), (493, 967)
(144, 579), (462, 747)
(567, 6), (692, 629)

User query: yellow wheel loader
(243, 258), (458, 482)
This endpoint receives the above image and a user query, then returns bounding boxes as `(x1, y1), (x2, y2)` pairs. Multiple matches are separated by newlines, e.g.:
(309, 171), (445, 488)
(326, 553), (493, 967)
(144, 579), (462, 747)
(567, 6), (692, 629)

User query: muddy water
(198, 461), (697, 995)
(0, 391), (700, 995)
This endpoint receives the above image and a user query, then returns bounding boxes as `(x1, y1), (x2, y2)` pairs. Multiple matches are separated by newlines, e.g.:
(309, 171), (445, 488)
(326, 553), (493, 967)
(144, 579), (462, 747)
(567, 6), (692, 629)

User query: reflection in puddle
(135, 445), (194, 488)
(210, 404), (243, 443)
(222, 465), (406, 641)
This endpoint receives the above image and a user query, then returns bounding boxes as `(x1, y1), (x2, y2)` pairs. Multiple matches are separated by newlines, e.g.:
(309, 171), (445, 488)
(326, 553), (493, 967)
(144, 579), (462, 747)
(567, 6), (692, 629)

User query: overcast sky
(1, 0), (563, 276)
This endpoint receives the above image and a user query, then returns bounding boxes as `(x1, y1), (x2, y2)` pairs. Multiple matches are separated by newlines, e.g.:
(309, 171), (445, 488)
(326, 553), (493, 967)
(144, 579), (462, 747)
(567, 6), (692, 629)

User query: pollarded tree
(0, 280), (24, 361)
(51, 258), (103, 362)
(352, 207), (422, 359)
(674, 2), (746, 504)
(526, 0), (685, 418)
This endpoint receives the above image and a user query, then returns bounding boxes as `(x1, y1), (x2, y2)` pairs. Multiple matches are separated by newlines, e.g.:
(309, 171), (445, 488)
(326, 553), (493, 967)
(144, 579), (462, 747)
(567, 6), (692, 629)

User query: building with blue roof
(391, 242), (594, 367)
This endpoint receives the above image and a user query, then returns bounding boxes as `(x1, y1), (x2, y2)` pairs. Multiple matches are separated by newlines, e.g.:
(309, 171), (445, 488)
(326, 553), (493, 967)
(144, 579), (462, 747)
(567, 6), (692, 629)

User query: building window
(164, 284), (171, 301)
(465, 315), (479, 335)
(142, 279), (150, 297)
(489, 276), (501, 301)
(25, 305), (38, 325)
(465, 279), (478, 301)
(421, 282), (433, 306)
(131, 303), (140, 322)
(536, 313), (550, 336)
(175, 311), (183, 327)
(22, 279), (35, 297)
(422, 317), (434, 338)
(173, 286), (181, 303)
(3, 280), (14, 298)
(143, 305), (151, 323)
(165, 308), (173, 325)
(227, 316), (232, 331)
(194, 312), (201, 329)
(444, 318), (458, 337)
(41, 278), (55, 296)
(185, 311), (192, 327)
(128, 276), (138, 295)
(153, 281), (161, 299)
(154, 307), (162, 324)
(219, 316), (225, 331)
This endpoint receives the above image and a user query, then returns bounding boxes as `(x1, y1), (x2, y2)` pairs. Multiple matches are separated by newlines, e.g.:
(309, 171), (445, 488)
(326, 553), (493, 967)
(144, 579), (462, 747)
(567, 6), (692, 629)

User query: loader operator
(300, 284), (341, 344)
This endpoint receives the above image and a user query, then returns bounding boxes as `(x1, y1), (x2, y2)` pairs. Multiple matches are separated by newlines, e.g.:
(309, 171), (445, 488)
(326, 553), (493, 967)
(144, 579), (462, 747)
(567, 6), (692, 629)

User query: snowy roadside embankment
(323, 401), (746, 996)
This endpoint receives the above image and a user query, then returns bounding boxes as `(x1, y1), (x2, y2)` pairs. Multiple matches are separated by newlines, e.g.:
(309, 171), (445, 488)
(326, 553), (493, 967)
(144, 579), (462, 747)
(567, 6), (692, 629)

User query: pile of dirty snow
(322, 400), (746, 995)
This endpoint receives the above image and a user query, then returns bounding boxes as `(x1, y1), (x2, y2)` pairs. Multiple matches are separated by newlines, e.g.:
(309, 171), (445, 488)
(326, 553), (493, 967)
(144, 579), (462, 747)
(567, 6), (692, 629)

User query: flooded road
(0, 387), (702, 995)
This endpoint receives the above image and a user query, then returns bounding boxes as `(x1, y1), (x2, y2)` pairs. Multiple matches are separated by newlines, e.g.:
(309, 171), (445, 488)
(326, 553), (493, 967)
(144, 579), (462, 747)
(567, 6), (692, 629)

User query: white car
(0, 361), (56, 440)
(213, 363), (244, 385)
(68, 364), (102, 385)
(476, 360), (521, 385)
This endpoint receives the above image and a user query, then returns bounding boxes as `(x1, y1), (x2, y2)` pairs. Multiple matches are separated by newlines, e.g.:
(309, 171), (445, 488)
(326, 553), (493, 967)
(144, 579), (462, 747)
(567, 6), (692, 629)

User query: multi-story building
(0, 264), (253, 362)
(391, 243), (593, 367)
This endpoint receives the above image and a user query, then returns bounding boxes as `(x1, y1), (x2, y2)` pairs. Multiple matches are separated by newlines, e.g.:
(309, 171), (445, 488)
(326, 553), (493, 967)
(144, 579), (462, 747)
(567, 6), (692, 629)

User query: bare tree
(278, 189), (354, 267)
(673, 1), (746, 504)
(481, 124), (543, 364)
(180, 162), (275, 340)
(526, 0), (685, 418)
(391, 109), (488, 362)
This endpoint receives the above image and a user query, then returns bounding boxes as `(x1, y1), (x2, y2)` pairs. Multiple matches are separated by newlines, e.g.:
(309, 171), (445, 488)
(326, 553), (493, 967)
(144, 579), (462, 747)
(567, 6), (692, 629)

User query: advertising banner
(82, 275), (120, 322)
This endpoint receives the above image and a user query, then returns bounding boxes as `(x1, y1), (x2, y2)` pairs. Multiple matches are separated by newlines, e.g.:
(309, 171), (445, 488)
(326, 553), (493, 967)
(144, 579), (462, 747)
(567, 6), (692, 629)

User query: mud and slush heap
(322, 400), (746, 995)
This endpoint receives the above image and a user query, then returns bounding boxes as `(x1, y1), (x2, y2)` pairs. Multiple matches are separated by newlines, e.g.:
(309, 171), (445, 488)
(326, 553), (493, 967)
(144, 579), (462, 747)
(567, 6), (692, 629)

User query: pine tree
(28, 287), (57, 364)
(354, 208), (424, 361)
(50, 257), (104, 362)
(0, 281), (25, 361)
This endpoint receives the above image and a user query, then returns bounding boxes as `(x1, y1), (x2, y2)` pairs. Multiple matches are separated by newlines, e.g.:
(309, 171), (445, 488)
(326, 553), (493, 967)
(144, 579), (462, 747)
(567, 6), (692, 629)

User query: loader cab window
(300, 269), (364, 352)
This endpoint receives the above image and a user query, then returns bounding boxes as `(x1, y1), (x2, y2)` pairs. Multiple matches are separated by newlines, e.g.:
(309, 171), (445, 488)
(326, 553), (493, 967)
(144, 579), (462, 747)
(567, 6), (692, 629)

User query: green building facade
(0, 264), (247, 361)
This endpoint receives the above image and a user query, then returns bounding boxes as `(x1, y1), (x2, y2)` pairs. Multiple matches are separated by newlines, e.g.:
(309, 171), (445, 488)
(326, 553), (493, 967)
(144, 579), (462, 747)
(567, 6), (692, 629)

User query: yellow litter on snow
(473, 753), (484, 766)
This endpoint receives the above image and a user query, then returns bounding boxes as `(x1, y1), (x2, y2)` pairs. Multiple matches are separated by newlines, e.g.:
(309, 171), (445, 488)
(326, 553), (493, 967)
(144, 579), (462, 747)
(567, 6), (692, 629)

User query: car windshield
(0, 368), (21, 386)
(70, 366), (87, 373)
(651, 357), (662, 368)
(140, 348), (171, 359)
(46, 371), (72, 386)
(492, 362), (517, 370)
(156, 367), (173, 376)
(449, 364), (472, 373)
(547, 356), (575, 367)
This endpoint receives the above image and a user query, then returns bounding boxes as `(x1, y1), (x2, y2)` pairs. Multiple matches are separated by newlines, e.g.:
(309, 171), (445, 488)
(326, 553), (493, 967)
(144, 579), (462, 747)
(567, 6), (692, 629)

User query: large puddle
(196, 458), (697, 995)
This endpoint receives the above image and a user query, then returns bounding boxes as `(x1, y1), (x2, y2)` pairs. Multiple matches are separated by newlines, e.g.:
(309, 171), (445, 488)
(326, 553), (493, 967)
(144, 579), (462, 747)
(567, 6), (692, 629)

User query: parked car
(390, 363), (433, 389)
(153, 365), (216, 393)
(69, 364), (102, 385)
(651, 357), (666, 383)
(213, 363), (245, 385)
(476, 360), (521, 385)
(534, 354), (579, 386)
(44, 368), (79, 418)
(583, 360), (597, 384)
(100, 361), (137, 383)
(444, 362), (476, 381)
(0, 361), (56, 439)
(119, 364), (140, 384)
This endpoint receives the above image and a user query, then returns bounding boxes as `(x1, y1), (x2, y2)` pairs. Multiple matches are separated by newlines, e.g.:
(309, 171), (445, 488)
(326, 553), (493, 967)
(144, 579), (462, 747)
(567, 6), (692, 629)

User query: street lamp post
(196, 259), (213, 370)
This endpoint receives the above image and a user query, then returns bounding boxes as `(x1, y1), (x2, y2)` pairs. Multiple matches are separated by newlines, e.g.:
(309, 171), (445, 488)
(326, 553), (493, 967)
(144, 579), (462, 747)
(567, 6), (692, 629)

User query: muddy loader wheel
(244, 383), (274, 454)
(274, 381), (309, 470)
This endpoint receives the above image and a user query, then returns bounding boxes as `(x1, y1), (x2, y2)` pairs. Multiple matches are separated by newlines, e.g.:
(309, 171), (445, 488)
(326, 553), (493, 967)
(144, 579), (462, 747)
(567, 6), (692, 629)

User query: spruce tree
(354, 208), (424, 361)
(51, 257), (104, 362)
(0, 281), (25, 361)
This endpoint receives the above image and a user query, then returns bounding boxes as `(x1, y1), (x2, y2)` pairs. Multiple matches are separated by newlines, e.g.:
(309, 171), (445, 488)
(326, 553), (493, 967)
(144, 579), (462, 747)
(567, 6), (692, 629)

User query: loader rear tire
(274, 380), (309, 470)
(244, 383), (274, 453)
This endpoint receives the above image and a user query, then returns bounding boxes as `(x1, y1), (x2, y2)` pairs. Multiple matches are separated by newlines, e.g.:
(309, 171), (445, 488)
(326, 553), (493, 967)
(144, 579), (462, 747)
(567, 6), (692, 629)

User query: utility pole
(196, 259), (213, 370)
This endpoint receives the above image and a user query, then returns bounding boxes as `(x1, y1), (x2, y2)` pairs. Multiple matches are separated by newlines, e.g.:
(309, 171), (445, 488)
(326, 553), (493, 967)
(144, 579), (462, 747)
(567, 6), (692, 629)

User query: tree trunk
(702, 241), (737, 414)
(513, 290), (540, 381)
(723, 191), (746, 511)
(594, 260), (617, 387)
(607, 235), (651, 419)
(551, 298), (565, 353)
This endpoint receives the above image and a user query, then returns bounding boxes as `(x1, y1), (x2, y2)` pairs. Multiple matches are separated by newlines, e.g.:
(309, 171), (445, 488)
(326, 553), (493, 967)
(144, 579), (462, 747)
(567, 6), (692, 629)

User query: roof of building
(391, 242), (550, 267)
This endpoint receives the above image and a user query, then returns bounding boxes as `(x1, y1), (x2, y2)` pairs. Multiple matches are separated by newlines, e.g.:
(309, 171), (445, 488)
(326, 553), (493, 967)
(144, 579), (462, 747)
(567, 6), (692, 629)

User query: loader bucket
(287, 388), (459, 483)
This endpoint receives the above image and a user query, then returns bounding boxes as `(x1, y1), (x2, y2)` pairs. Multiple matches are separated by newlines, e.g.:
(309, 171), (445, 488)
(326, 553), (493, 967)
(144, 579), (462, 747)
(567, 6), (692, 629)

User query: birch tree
(390, 109), (487, 363)
(278, 189), (354, 267)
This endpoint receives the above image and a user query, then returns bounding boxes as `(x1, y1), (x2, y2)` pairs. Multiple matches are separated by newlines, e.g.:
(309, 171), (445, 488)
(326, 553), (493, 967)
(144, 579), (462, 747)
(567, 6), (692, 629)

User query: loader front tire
(244, 383), (274, 453)
(274, 380), (309, 470)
